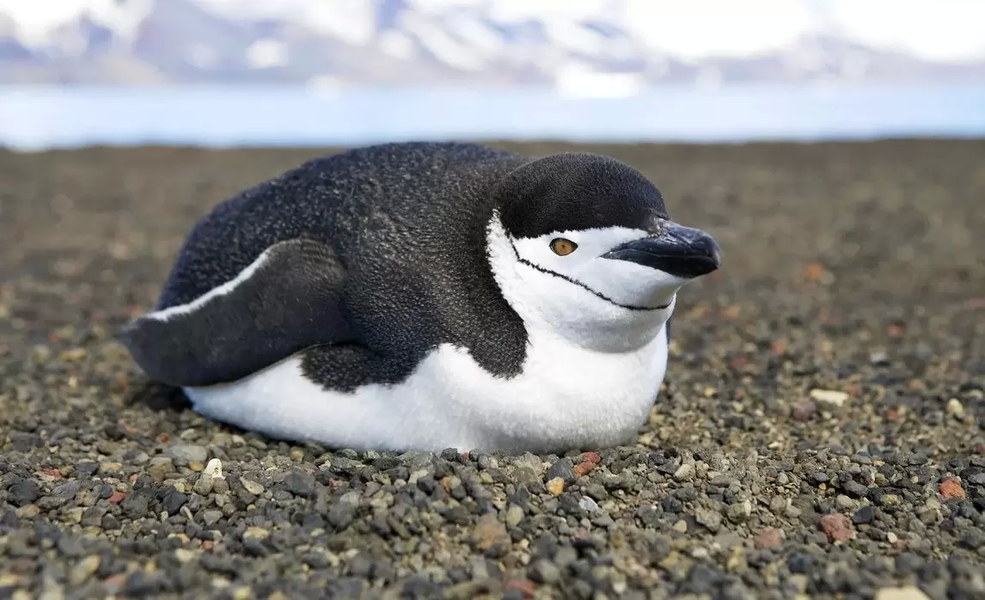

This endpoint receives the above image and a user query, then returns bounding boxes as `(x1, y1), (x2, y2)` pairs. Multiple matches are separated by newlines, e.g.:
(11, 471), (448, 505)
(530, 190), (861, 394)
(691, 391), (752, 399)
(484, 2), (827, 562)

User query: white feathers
(182, 212), (678, 453)
(502, 218), (686, 351)
(185, 325), (667, 454)
(142, 248), (273, 322)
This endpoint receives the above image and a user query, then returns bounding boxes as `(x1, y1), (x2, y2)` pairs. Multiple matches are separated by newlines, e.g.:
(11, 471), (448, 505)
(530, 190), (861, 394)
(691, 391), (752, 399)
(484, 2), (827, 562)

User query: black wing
(120, 237), (353, 387)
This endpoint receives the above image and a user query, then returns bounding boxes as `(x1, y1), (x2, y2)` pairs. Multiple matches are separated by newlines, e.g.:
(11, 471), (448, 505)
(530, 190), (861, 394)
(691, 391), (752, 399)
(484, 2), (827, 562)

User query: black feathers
(129, 142), (531, 387)
(495, 152), (669, 239)
(121, 237), (351, 387)
(122, 141), (675, 390)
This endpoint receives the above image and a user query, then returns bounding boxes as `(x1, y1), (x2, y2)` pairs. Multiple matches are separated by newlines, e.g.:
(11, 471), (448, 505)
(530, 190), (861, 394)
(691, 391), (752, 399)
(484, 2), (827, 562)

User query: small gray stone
(505, 504), (524, 527)
(284, 469), (317, 497)
(726, 500), (751, 523)
(674, 462), (696, 481)
(38, 481), (80, 510)
(193, 474), (214, 496)
(554, 546), (578, 569)
(8, 479), (41, 507)
(328, 503), (357, 530)
(528, 559), (561, 584)
(545, 458), (576, 485)
(166, 444), (208, 466)
(240, 478), (264, 496)
(695, 508), (723, 532)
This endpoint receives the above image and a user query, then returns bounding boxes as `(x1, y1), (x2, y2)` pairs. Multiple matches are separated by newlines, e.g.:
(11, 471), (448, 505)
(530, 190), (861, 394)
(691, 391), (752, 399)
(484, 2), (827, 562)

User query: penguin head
(486, 152), (721, 350)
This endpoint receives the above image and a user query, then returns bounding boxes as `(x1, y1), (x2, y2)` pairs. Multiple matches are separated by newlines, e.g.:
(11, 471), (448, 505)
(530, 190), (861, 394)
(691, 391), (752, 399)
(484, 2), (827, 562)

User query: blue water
(1, 83), (984, 150)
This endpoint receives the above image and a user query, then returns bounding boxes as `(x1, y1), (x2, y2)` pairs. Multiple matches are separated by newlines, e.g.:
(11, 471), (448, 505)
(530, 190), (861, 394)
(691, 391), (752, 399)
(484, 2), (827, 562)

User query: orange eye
(550, 238), (578, 256)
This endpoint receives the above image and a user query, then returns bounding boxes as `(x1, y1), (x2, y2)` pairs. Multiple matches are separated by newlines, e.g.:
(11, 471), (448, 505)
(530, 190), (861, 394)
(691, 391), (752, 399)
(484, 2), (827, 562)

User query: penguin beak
(602, 222), (722, 279)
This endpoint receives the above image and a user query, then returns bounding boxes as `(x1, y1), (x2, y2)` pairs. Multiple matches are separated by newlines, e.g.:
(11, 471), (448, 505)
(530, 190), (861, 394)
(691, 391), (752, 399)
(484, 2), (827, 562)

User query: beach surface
(1, 139), (984, 599)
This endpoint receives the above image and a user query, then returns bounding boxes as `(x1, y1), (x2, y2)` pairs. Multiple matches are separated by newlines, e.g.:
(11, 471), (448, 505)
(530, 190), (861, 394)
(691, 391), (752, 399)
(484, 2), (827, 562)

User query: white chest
(432, 324), (670, 453)
(184, 325), (669, 454)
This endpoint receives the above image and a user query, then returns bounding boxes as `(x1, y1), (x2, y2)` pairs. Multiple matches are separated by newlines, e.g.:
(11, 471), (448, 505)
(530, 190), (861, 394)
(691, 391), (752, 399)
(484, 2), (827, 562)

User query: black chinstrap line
(508, 241), (668, 312)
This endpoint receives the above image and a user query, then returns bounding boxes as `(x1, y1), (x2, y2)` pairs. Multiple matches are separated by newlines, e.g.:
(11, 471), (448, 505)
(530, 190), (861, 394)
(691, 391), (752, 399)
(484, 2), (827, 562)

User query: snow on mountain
(0, 0), (982, 88)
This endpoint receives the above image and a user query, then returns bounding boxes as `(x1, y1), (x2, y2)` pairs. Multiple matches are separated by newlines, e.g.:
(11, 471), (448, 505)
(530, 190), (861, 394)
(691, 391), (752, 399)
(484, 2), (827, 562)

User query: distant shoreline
(3, 83), (984, 151)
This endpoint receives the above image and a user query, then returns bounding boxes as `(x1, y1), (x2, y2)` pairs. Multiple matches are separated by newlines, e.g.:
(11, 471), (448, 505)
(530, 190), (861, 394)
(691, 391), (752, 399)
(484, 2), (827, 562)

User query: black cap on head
(493, 153), (669, 239)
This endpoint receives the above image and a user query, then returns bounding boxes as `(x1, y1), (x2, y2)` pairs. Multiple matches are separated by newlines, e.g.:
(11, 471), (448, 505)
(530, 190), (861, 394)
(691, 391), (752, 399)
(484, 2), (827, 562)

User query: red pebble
(582, 452), (601, 464)
(504, 580), (535, 598)
(754, 527), (783, 549)
(819, 513), (855, 543)
(108, 491), (127, 504)
(939, 478), (966, 499)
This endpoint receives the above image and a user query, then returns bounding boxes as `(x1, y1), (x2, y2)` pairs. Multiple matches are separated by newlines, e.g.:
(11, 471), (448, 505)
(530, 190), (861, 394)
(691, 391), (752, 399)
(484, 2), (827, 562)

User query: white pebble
(810, 388), (849, 406)
(204, 458), (224, 479)
(945, 398), (964, 418)
(674, 462), (696, 481)
(874, 586), (931, 600)
(578, 496), (599, 513)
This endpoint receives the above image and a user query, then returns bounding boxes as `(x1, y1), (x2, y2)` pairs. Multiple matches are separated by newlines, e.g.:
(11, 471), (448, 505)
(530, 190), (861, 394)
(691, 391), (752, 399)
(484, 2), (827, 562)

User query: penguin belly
(183, 325), (669, 454)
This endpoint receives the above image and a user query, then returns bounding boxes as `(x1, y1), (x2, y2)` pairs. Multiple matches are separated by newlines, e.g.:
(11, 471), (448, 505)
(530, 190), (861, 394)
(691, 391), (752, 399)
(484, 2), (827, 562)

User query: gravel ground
(1, 139), (985, 600)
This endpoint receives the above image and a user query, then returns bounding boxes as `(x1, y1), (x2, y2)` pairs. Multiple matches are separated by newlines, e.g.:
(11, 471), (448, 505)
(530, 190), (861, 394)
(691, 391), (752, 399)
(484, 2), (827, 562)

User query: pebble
(791, 400), (817, 421)
(674, 462), (696, 482)
(470, 512), (510, 552)
(945, 398), (965, 418)
(284, 469), (317, 497)
(755, 527), (783, 549)
(204, 458), (224, 478)
(505, 505), (524, 527)
(852, 506), (876, 525)
(166, 444), (209, 466)
(695, 508), (723, 533)
(546, 477), (564, 496)
(7, 479), (41, 506)
(545, 458), (576, 485)
(528, 559), (561, 584)
(810, 389), (849, 407)
(869, 350), (889, 365)
(68, 556), (101, 586)
(874, 586), (932, 600)
(578, 496), (599, 513)
(820, 513), (856, 542)
(240, 478), (264, 496)
(194, 473), (215, 495)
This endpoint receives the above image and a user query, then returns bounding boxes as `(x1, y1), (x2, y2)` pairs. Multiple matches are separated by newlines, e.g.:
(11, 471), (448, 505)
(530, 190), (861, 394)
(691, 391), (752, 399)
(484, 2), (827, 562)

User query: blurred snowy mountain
(1, 0), (983, 89)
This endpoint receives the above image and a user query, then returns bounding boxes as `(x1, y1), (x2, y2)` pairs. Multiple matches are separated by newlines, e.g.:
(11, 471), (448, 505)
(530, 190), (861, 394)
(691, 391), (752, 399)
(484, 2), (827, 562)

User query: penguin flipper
(120, 236), (353, 388)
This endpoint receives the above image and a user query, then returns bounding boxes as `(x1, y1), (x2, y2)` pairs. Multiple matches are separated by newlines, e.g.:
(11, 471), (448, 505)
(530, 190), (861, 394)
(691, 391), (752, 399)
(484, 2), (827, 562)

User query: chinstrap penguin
(120, 142), (722, 454)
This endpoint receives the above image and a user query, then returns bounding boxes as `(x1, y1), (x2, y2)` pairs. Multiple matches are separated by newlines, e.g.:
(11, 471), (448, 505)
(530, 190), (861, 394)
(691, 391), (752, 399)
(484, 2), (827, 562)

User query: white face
(486, 211), (689, 352)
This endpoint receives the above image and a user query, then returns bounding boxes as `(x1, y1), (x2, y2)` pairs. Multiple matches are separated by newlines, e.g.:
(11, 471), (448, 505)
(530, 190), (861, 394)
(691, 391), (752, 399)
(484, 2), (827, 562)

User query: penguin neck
(485, 215), (671, 354)
(528, 301), (672, 354)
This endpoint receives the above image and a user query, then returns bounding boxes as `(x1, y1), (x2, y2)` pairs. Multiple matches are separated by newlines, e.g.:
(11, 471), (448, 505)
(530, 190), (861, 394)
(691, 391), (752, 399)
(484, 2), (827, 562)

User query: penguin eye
(549, 238), (578, 256)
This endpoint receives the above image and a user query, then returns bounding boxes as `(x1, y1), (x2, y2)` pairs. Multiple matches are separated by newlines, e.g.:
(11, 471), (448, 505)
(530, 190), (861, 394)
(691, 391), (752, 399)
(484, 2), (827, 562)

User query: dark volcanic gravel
(2, 140), (985, 600)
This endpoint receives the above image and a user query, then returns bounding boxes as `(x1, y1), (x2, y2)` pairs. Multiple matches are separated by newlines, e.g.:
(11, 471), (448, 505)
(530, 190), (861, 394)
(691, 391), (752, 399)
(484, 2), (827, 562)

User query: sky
(1, 0), (983, 62)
